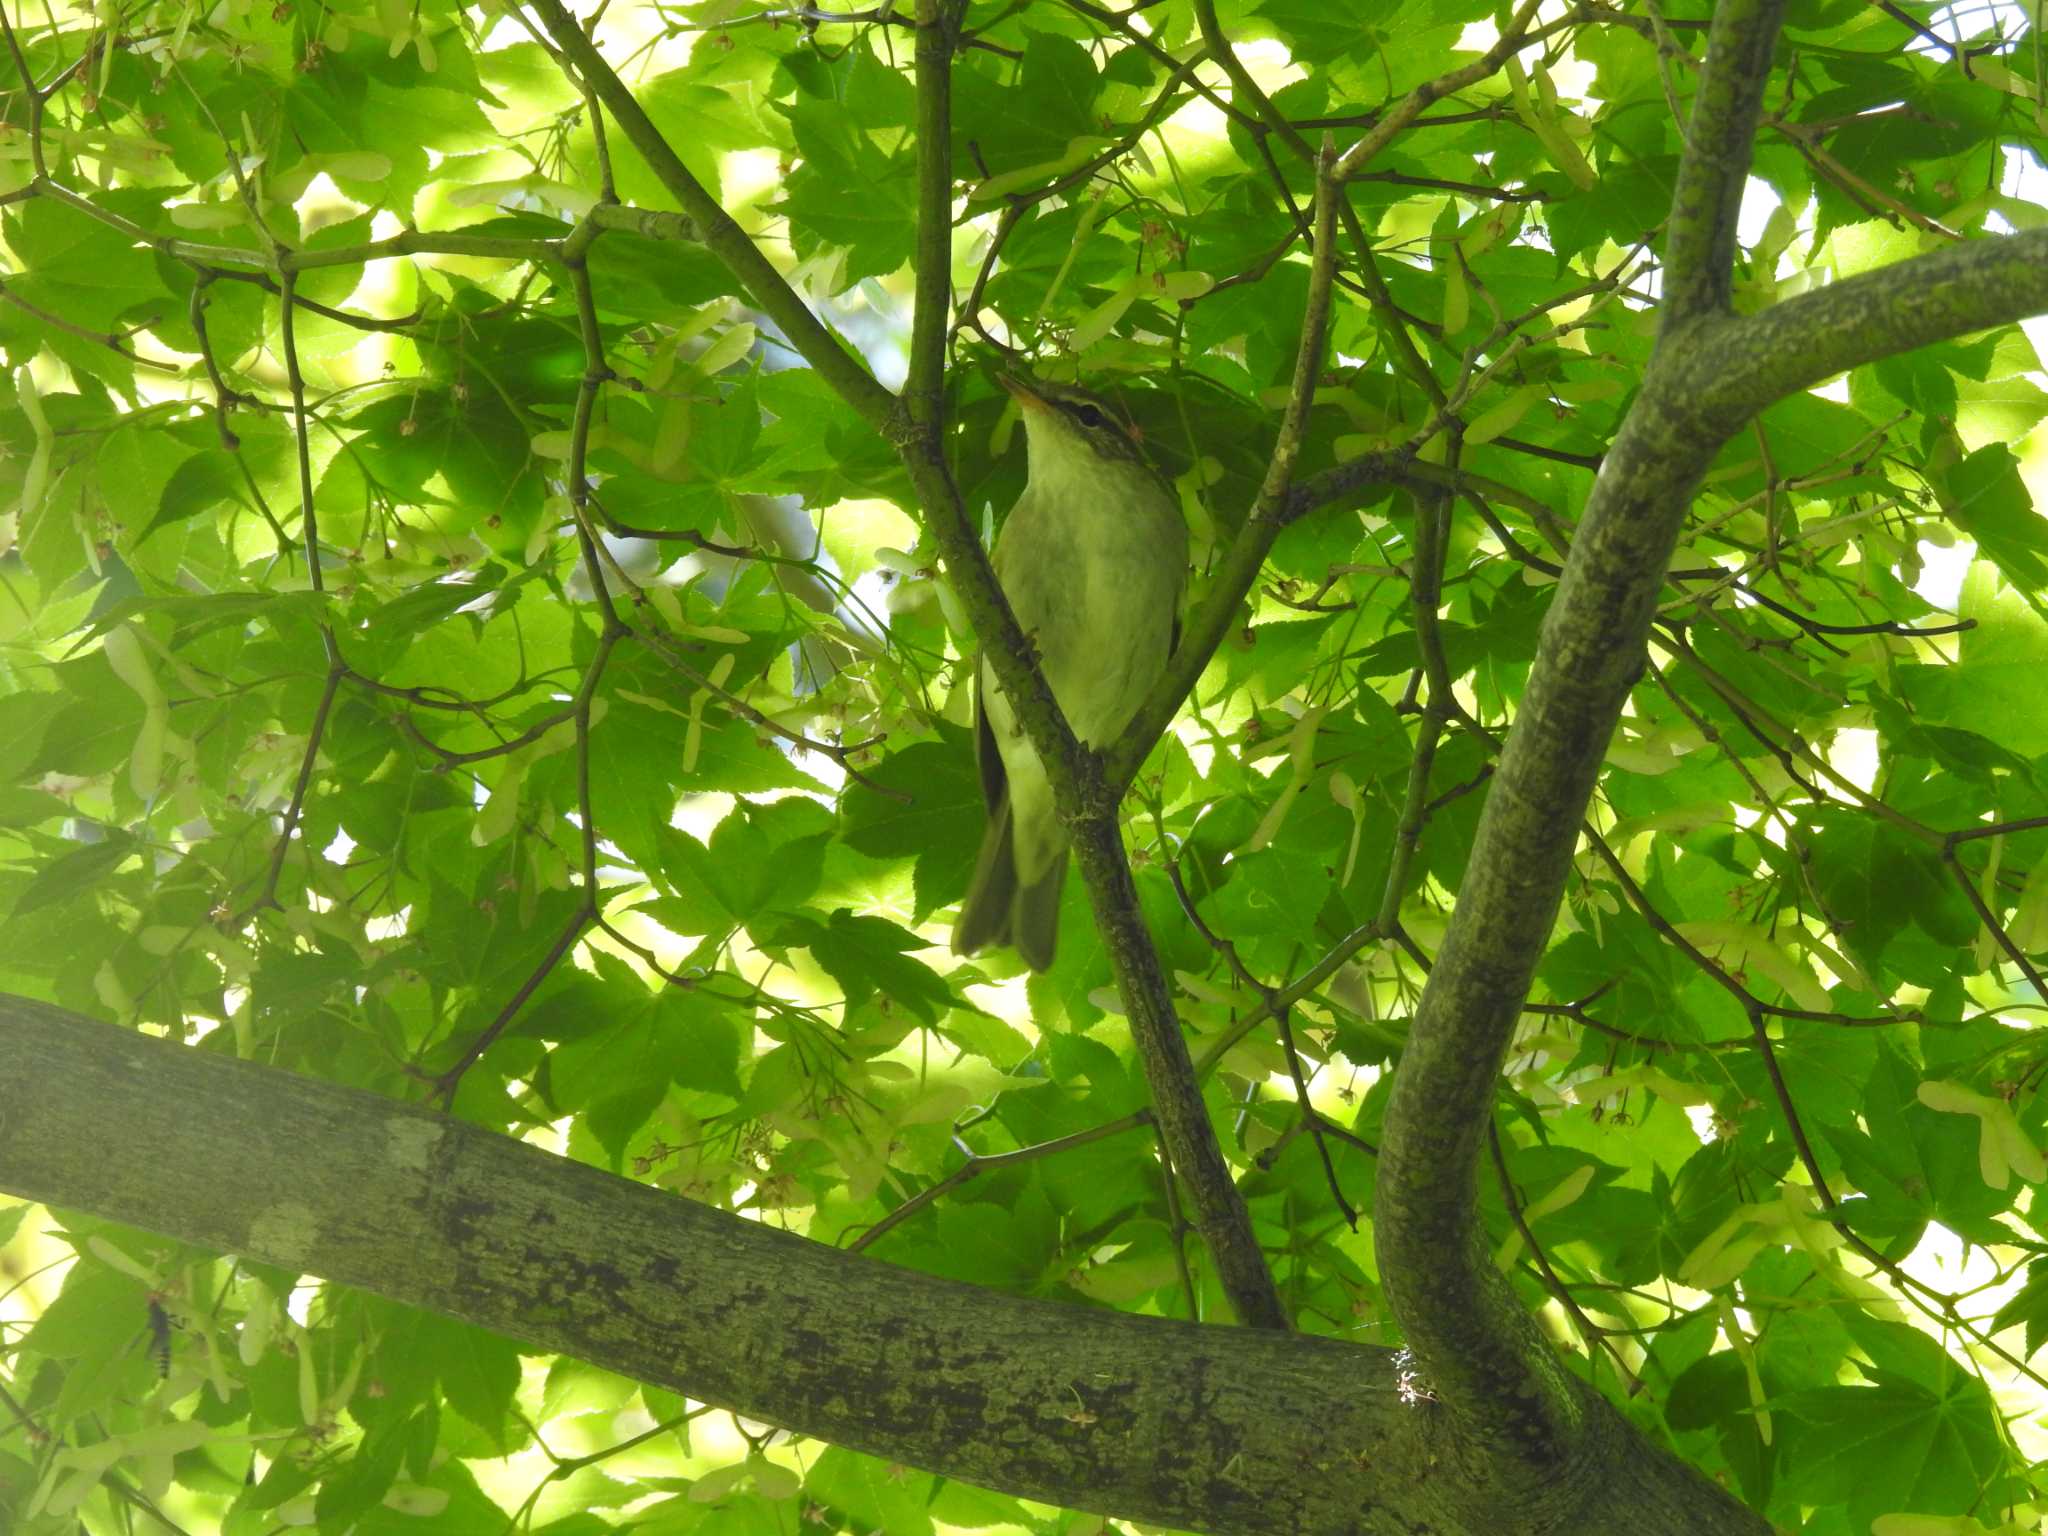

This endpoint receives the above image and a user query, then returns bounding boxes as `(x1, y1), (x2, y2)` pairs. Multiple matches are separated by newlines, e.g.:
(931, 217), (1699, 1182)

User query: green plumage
(951, 377), (1188, 972)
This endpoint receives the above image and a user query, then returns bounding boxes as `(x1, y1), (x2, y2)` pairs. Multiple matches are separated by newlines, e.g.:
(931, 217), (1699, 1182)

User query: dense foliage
(5, 0), (2048, 1531)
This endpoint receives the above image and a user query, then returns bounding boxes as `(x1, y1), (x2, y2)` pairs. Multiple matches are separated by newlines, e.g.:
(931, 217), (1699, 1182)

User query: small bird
(951, 374), (1189, 972)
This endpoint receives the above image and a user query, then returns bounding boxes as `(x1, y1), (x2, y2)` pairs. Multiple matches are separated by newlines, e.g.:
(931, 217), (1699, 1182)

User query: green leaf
(803, 1448), (936, 1536)
(1774, 1368), (2003, 1525)
(775, 89), (918, 285)
(1199, 846), (1332, 939)
(839, 732), (983, 920)
(5, 195), (165, 331)
(549, 998), (680, 1159)
(1799, 807), (1974, 977)
(1896, 562), (2048, 754)
(21, 1260), (147, 1358)
(953, 32), (1104, 177)
(757, 909), (955, 1025)
(9, 833), (136, 918)
(1989, 1260), (2048, 1360)
(1252, 0), (1378, 63)
(418, 1317), (523, 1455)
(313, 1414), (410, 1529)
(1821, 1039), (2014, 1243)
(1930, 442), (2048, 593)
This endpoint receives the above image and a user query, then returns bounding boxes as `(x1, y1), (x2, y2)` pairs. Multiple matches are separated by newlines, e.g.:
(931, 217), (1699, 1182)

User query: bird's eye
(1073, 404), (1109, 430)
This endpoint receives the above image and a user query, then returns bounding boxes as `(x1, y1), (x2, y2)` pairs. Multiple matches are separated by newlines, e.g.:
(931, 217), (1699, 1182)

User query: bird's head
(999, 373), (1149, 476)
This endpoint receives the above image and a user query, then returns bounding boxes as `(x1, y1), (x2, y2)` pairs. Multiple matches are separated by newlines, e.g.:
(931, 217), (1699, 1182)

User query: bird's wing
(974, 663), (1007, 814)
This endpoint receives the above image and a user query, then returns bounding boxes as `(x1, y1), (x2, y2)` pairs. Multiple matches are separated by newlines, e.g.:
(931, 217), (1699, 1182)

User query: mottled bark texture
(2, 995), (1759, 1534)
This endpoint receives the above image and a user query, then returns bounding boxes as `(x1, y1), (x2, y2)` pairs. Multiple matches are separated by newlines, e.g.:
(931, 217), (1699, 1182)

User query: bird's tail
(953, 795), (1019, 960)
(1010, 855), (1062, 974)
(952, 796), (1062, 972)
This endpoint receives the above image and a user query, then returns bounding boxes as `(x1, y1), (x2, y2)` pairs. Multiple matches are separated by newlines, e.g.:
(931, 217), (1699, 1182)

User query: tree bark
(1, 993), (1766, 1535)
(1369, 0), (2048, 1481)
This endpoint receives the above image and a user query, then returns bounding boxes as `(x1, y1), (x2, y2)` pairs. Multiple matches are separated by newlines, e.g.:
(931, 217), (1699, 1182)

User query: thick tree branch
(1370, 347), (1737, 1470)
(0, 996), (1772, 1536)
(1371, 0), (2048, 1481)
(1372, 0), (1789, 1469)
(0, 998), (1394, 1527)
(1697, 226), (2048, 419)
(1661, 0), (1786, 325)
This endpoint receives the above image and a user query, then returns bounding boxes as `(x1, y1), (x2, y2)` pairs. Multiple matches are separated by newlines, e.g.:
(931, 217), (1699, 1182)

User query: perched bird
(951, 374), (1189, 972)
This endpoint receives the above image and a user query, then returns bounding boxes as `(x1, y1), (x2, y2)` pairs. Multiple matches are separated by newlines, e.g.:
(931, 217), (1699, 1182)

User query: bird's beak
(998, 372), (1051, 414)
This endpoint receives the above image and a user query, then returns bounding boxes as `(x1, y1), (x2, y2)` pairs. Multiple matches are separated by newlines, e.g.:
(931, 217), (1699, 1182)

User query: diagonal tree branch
(0, 997), (1398, 1532)
(1696, 226), (2048, 417)
(1368, 0), (2048, 1477)
(1371, 0), (1767, 1470)
(523, 0), (1289, 1326)
(1108, 150), (1351, 789)
(0, 993), (1771, 1535)
(903, 0), (1288, 1329)
(523, 0), (896, 431)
